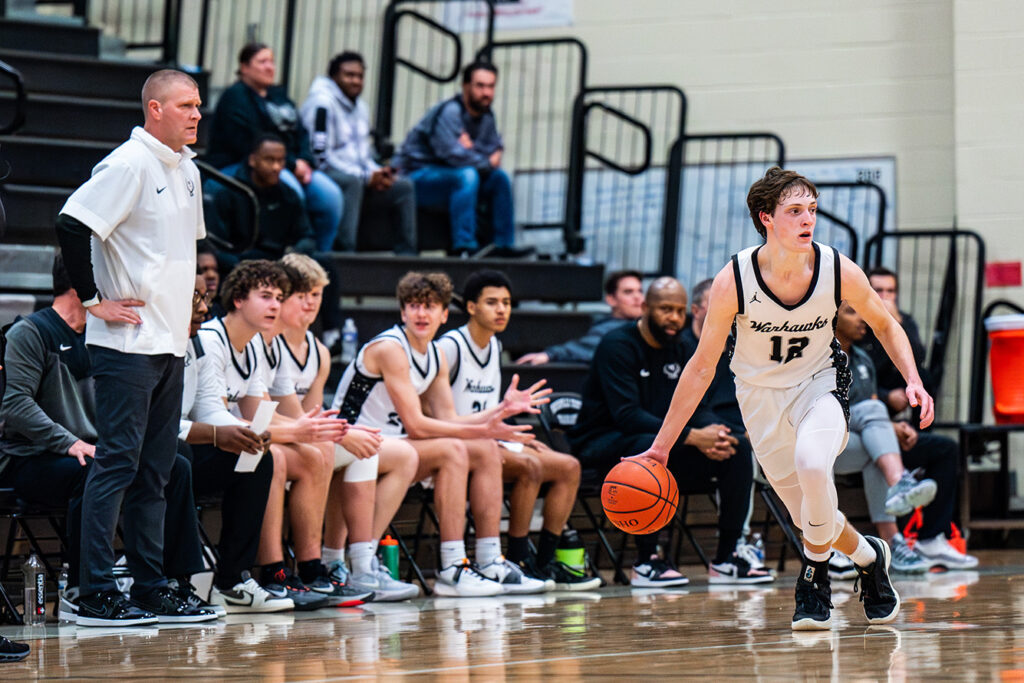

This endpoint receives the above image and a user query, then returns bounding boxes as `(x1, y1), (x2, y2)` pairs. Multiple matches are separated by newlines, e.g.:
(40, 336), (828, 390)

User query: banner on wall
(445, 0), (574, 32)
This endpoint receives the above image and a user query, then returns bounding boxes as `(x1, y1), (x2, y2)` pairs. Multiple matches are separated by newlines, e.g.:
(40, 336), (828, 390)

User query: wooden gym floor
(2, 551), (1022, 680)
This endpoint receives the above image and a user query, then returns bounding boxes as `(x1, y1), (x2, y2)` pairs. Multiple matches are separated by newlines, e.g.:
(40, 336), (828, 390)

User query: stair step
(0, 48), (209, 101)
(337, 305), (594, 358)
(0, 135), (115, 186)
(0, 244), (56, 293)
(0, 183), (68, 244)
(0, 18), (101, 57)
(0, 91), (211, 145)
(327, 254), (604, 304)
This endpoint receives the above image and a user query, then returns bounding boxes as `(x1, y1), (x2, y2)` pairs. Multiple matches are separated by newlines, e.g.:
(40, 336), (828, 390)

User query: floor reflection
(3, 562), (1024, 680)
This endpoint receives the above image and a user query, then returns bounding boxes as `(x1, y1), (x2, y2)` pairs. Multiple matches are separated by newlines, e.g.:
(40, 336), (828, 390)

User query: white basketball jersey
(438, 325), (502, 415)
(272, 331), (321, 398)
(729, 242), (844, 389)
(250, 334), (282, 395)
(197, 317), (266, 418)
(330, 325), (440, 436)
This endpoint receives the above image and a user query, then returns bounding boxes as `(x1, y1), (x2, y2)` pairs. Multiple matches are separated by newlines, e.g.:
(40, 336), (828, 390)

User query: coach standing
(55, 70), (215, 626)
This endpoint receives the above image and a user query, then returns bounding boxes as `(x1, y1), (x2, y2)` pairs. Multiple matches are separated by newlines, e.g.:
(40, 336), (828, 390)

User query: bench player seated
(438, 269), (600, 590)
(197, 260), (354, 609)
(331, 271), (547, 596)
(271, 254), (420, 602)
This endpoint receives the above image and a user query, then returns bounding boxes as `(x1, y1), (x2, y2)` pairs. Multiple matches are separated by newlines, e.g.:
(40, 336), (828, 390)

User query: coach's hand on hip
(88, 298), (145, 324)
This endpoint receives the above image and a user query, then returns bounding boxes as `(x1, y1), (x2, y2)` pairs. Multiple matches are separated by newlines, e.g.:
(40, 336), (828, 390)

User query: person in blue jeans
(206, 43), (343, 252)
(394, 61), (531, 258)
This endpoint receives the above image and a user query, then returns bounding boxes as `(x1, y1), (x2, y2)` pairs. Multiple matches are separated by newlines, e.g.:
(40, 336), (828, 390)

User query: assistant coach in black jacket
(570, 277), (767, 586)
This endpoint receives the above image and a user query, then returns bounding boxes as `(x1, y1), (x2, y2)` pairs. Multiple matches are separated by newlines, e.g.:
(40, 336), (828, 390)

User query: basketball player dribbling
(633, 167), (934, 630)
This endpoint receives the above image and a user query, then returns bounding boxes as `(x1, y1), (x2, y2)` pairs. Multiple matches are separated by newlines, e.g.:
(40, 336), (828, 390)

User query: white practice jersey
(196, 317), (266, 418)
(330, 325), (440, 436)
(272, 331), (321, 399)
(729, 242), (845, 389)
(437, 325), (502, 415)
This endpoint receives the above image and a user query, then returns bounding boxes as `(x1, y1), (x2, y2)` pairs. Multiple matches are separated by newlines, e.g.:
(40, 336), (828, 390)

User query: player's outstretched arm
(840, 256), (934, 428)
(631, 264), (739, 466)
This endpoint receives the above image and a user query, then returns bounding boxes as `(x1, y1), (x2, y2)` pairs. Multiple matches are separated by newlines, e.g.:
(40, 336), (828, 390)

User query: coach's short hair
(221, 260), (289, 312)
(746, 166), (818, 239)
(604, 269), (642, 297)
(396, 271), (452, 308)
(140, 69), (199, 113)
(279, 253), (329, 293)
(461, 269), (512, 307)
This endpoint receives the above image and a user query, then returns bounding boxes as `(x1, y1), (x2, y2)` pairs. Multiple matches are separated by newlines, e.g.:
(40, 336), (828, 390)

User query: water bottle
(379, 535), (400, 579)
(341, 318), (358, 366)
(554, 529), (586, 576)
(22, 554), (46, 625)
(752, 532), (766, 566)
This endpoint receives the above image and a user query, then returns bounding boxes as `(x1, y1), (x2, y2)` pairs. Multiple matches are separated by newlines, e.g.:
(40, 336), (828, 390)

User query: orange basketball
(601, 457), (678, 534)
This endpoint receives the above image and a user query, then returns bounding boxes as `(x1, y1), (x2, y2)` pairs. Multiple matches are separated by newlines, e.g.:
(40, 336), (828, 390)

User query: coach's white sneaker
(477, 556), (550, 594)
(210, 572), (294, 613)
(434, 559), (503, 597)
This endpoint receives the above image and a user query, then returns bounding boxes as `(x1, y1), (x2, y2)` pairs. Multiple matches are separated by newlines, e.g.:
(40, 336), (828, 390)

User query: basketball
(601, 457), (679, 534)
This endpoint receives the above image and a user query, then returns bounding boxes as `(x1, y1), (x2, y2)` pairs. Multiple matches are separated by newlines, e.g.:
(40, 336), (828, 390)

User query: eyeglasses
(193, 290), (215, 307)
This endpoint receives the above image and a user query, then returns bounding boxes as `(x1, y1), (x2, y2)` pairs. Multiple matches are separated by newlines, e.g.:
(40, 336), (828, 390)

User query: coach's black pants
(902, 432), (958, 539)
(183, 441), (274, 589)
(5, 451), (204, 589)
(80, 347), (184, 597)
(578, 430), (754, 562)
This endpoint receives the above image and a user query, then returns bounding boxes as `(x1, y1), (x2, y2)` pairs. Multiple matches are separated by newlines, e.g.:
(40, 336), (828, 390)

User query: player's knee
(517, 453), (542, 485)
(443, 439), (469, 472)
(559, 454), (582, 486)
(794, 454), (829, 487)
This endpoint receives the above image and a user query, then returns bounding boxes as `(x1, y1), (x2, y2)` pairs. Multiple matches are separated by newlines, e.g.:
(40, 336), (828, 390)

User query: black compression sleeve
(55, 214), (98, 302)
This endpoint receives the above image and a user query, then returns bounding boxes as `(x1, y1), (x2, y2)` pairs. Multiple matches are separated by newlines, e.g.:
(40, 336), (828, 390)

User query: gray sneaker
(349, 557), (420, 602)
(884, 471), (938, 516)
(890, 534), (931, 573)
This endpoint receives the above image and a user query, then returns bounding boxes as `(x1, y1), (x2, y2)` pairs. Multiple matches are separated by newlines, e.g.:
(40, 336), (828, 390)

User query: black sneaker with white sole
(306, 563), (374, 606)
(77, 589), (158, 627)
(130, 585), (219, 623)
(0, 636), (30, 662)
(631, 557), (689, 587)
(709, 553), (775, 585)
(792, 559), (832, 631)
(263, 567), (332, 611)
(854, 535), (901, 624)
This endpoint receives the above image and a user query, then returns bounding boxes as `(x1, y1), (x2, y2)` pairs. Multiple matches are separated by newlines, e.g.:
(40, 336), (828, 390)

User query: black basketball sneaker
(854, 536), (901, 624)
(792, 557), (833, 630)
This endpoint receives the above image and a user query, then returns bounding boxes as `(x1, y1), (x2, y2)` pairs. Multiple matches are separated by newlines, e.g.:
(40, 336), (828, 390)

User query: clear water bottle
(751, 532), (766, 565)
(340, 318), (358, 366)
(22, 554), (46, 625)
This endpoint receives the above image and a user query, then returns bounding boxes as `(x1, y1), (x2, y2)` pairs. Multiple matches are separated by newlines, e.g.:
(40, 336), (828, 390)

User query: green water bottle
(380, 535), (400, 578)
(554, 529), (586, 577)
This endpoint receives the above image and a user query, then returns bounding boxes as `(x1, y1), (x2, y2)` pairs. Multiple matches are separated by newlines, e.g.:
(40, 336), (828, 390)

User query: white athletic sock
(440, 540), (467, 569)
(349, 542), (375, 576)
(322, 546), (345, 565)
(850, 535), (877, 567)
(804, 547), (830, 563)
(476, 536), (502, 567)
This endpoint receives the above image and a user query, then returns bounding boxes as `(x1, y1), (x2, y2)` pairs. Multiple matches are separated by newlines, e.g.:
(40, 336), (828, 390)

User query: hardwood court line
(309, 630), (904, 679)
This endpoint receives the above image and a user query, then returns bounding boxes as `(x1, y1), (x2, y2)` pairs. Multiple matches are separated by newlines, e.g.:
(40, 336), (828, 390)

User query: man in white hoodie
(301, 51), (417, 254)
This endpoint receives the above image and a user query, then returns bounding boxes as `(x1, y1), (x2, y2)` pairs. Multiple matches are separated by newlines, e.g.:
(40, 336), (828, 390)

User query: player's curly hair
(746, 166), (818, 239)
(221, 260), (290, 312)
(396, 271), (452, 308)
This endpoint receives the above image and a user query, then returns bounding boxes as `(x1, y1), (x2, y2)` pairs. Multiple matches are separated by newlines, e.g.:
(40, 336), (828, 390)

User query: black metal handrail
(194, 159), (261, 254)
(0, 59), (27, 135)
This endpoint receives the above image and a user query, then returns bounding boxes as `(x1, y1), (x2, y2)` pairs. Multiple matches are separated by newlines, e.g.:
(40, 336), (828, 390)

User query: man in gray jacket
(0, 254), (212, 622)
(301, 51), (416, 254)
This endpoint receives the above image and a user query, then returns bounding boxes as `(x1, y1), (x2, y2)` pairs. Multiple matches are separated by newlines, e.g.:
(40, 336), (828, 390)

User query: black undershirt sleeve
(55, 213), (98, 302)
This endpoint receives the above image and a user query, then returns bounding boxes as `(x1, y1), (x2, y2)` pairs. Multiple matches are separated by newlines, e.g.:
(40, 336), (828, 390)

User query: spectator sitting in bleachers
(271, 254), (419, 601)
(0, 253), (216, 622)
(833, 300), (977, 572)
(196, 240), (225, 319)
(329, 271), (545, 596)
(516, 269), (643, 365)
(857, 266), (934, 416)
(438, 269), (600, 589)
(393, 62), (532, 258)
(196, 260), (351, 609)
(206, 43), (343, 252)
(301, 51), (417, 255)
(177, 273), (288, 613)
(569, 277), (771, 587)
(209, 134), (343, 347)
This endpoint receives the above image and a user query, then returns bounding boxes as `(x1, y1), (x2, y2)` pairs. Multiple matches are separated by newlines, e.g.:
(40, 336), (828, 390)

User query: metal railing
(814, 180), (886, 264)
(863, 229), (986, 426)
(194, 159), (261, 253)
(0, 59), (26, 135)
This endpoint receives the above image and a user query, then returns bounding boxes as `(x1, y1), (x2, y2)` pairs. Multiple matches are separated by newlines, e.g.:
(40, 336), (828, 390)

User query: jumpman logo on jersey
(750, 292), (762, 304)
